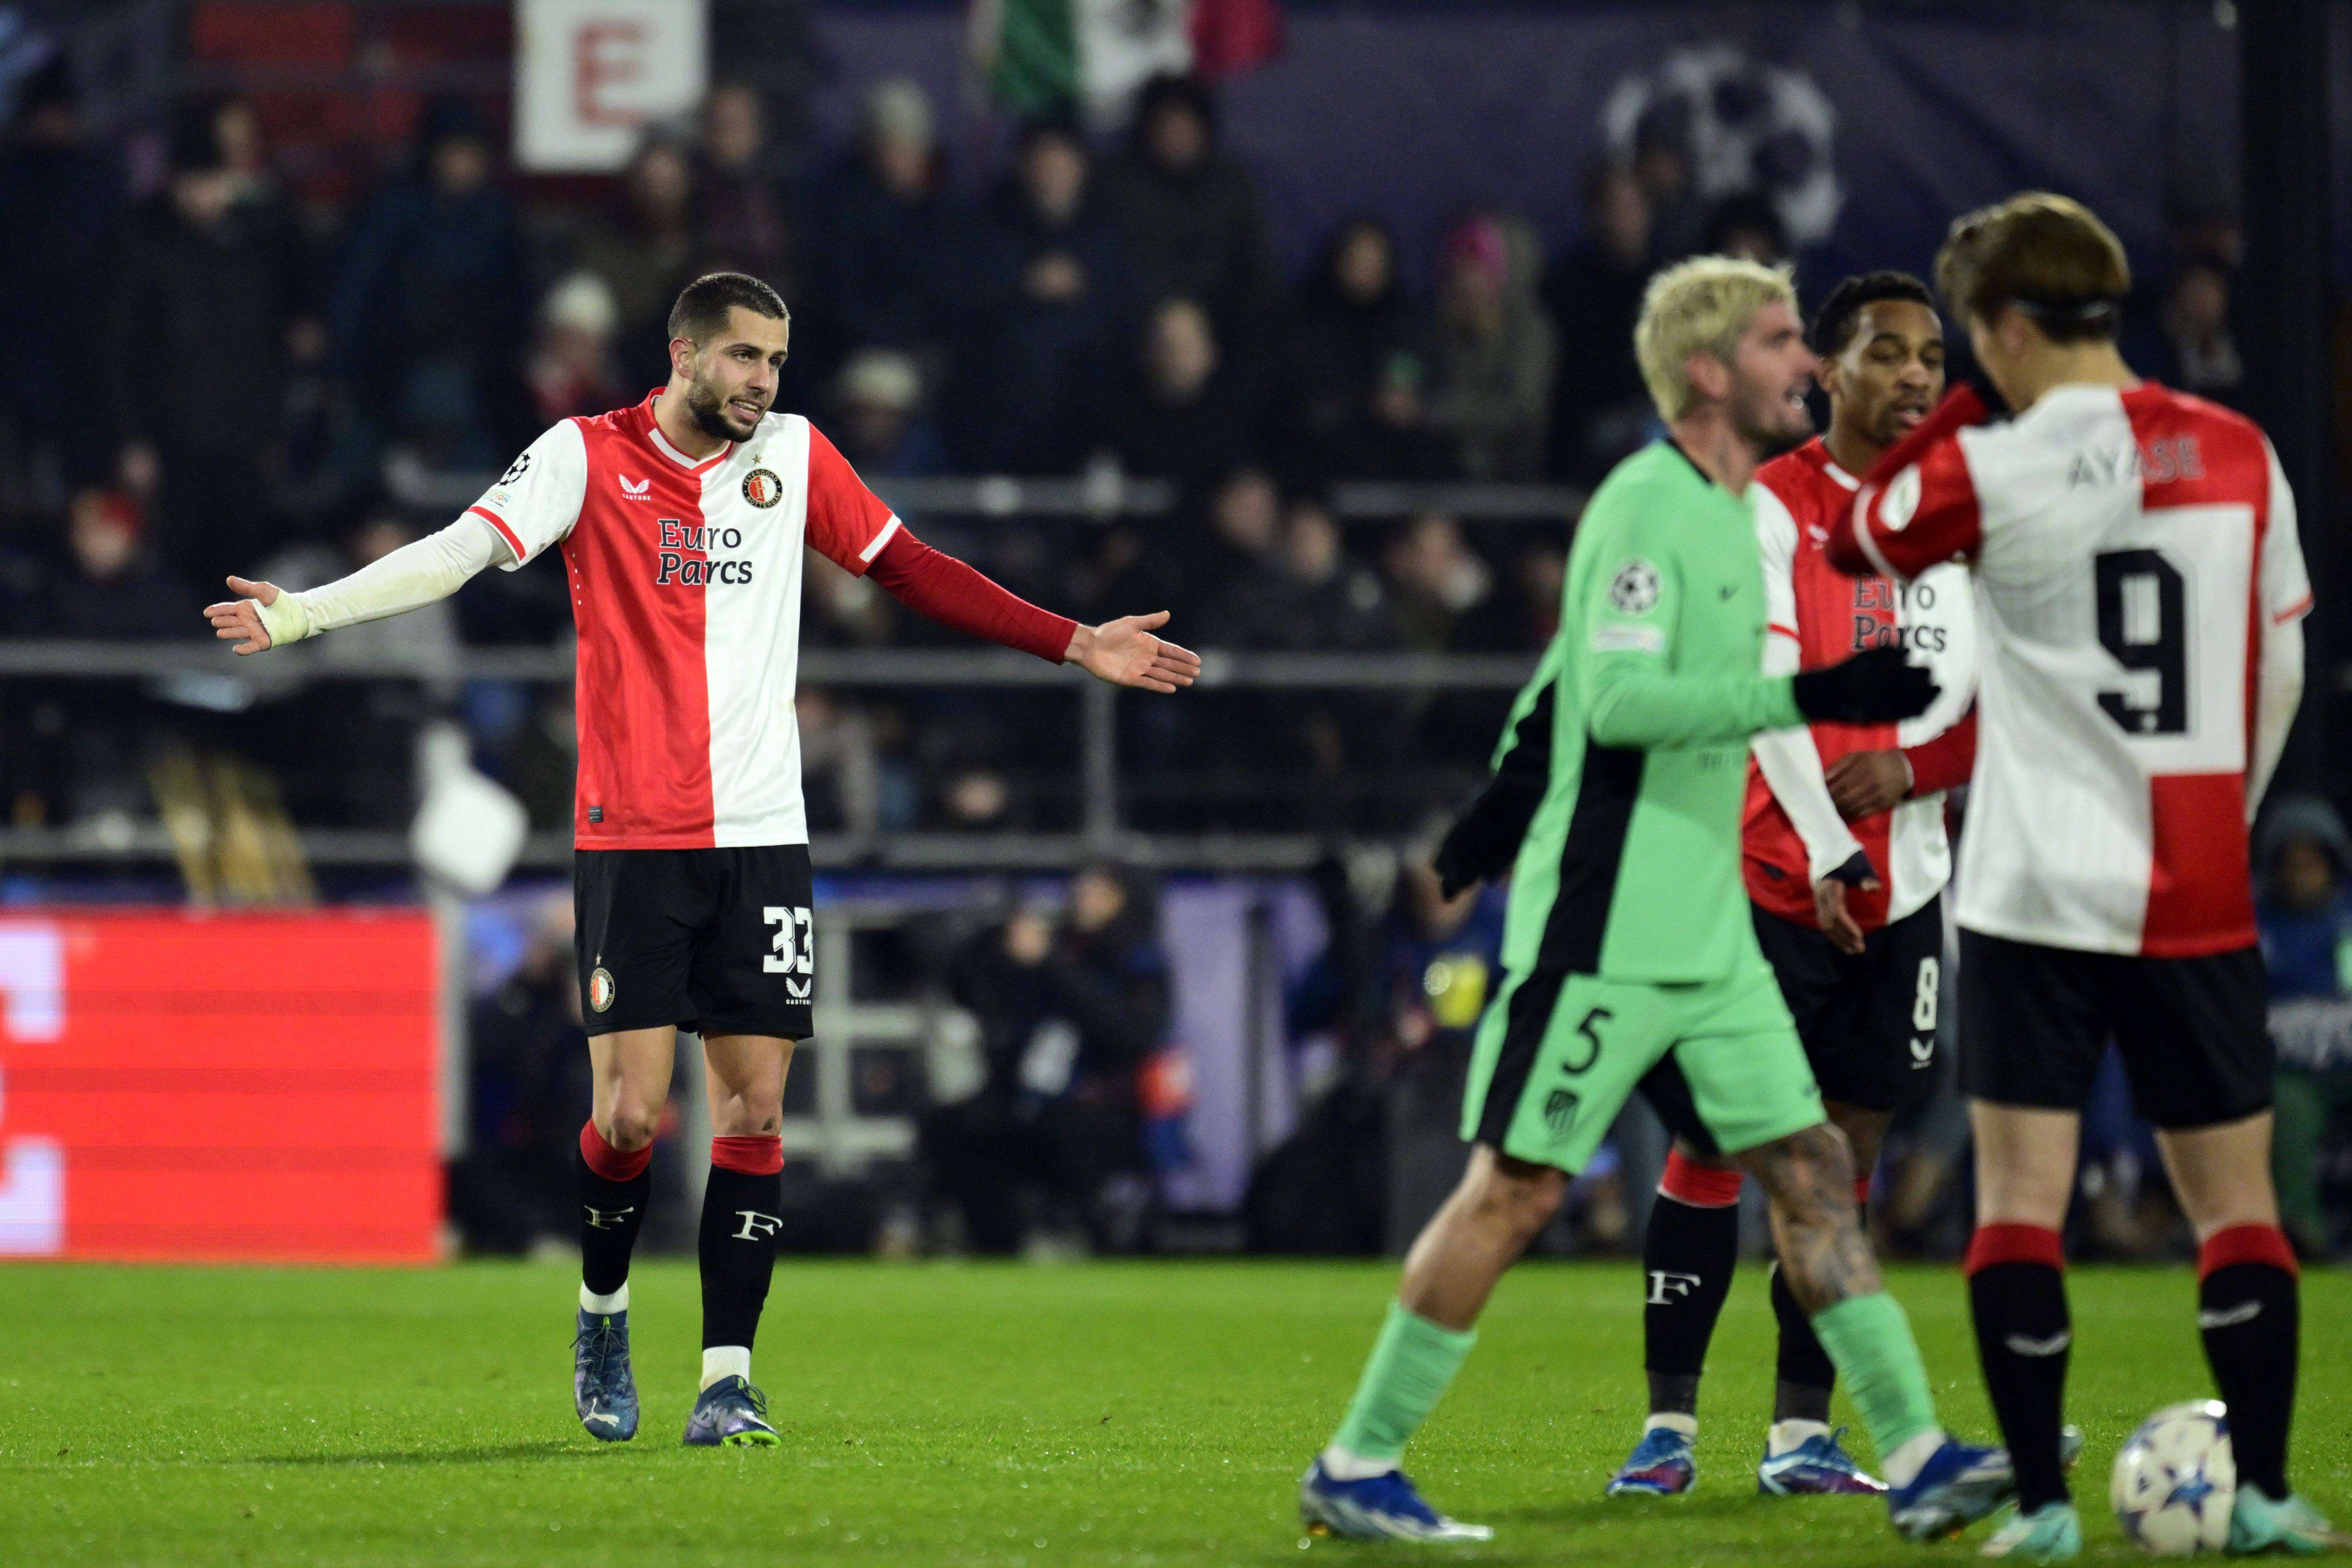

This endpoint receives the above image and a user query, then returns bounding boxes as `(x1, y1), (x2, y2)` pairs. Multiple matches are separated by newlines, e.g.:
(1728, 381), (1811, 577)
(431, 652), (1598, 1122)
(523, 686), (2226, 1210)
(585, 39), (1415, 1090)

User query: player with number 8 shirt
(203, 273), (1200, 1450)
(1296, 256), (2016, 1547)
(1606, 271), (1981, 1503)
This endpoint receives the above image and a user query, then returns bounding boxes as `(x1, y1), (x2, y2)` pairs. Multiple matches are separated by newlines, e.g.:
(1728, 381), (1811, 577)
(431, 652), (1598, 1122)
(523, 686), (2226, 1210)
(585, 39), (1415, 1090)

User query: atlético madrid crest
(589, 966), (616, 1013)
(741, 468), (783, 508)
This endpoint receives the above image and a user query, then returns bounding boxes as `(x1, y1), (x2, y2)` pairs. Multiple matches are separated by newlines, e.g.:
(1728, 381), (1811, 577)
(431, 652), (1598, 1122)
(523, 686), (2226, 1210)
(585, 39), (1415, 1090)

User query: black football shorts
(574, 845), (815, 1040)
(1751, 894), (1947, 1116)
(1958, 929), (2270, 1129)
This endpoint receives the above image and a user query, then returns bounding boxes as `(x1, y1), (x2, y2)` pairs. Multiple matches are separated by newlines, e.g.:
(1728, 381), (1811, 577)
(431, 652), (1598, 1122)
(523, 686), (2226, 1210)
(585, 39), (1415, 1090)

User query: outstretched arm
(203, 512), (508, 654)
(862, 526), (1199, 692)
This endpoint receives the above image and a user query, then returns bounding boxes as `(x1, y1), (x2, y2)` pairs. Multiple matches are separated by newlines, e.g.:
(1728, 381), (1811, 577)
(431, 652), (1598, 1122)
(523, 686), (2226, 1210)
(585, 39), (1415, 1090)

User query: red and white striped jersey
(1744, 439), (1977, 931)
(468, 391), (900, 849)
(1837, 382), (2311, 957)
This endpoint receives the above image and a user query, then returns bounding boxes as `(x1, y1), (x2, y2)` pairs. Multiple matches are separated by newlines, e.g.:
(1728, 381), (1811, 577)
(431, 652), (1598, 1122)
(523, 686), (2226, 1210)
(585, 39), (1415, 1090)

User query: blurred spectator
(1328, 348), (1457, 482)
(0, 59), (125, 500)
(695, 82), (797, 294)
(1382, 512), (1491, 652)
(919, 863), (1170, 1253)
(1702, 191), (1787, 265)
(330, 98), (529, 472)
(109, 104), (307, 581)
(1188, 465), (1283, 621)
(946, 119), (1132, 475)
(2157, 258), (2243, 403)
(1630, 113), (1705, 262)
(1101, 297), (1254, 488)
(1374, 861), (1506, 1064)
(1207, 495), (1390, 653)
(44, 489), (190, 639)
(1096, 74), (1275, 345)
(1426, 215), (1554, 481)
(449, 896), (593, 1255)
(526, 271), (628, 423)
(1274, 217), (1428, 482)
(1497, 539), (1567, 648)
(795, 687), (883, 837)
(830, 348), (947, 478)
(2258, 799), (2352, 1257)
(576, 134), (703, 381)
(1545, 163), (1656, 485)
(807, 77), (963, 372)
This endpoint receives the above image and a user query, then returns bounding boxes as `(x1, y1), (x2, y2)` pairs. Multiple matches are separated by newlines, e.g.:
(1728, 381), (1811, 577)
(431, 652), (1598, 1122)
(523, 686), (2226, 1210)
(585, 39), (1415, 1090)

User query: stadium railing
(0, 640), (1539, 872)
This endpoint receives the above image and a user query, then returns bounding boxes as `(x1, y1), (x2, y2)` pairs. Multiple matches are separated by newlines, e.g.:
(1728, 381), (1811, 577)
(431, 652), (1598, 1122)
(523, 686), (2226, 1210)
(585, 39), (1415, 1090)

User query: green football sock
(1329, 1301), (1478, 1463)
(1809, 1292), (1940, 1459)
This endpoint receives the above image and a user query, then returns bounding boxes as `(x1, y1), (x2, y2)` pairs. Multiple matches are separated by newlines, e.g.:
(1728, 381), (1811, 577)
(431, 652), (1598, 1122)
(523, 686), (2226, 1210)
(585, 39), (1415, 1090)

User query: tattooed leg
(1733, 1122), (1881, 1312)
(1737, 1122), (1951, 1481)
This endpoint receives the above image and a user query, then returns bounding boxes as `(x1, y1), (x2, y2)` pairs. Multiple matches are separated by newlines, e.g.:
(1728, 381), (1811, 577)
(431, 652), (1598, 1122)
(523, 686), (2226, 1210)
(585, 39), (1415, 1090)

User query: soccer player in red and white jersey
(1609, 272), (1981, 1502)
(1828, 197), (2338, 1558)
(204, 273), (1199, 1449)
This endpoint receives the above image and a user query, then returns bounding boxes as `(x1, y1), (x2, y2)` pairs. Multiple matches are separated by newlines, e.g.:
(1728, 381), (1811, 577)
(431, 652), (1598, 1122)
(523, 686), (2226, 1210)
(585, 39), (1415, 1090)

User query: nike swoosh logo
(1720, 585), (1737, 599)
(2004, 1331), (2071, 1357)
(1909, 1037), (1934, 1065)
(2198, 1301), (2261, 1329)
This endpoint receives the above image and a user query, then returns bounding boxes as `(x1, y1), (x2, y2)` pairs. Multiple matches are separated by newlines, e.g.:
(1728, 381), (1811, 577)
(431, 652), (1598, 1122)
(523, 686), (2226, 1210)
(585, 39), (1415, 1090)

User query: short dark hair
(668, 272), (789, 345)
(1935, 192), (2129, 342)
(1810, 270), (1937, 356)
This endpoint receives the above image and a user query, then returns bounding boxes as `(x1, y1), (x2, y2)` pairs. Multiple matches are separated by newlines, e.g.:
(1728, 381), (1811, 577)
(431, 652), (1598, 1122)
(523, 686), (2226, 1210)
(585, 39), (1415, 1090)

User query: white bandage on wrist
(254, 591), (316, 648)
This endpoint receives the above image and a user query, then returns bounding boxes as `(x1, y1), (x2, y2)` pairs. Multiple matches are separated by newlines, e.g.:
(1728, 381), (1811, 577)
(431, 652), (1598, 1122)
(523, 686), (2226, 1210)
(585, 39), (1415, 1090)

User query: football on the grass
(2111, 1400), (2235, 1556)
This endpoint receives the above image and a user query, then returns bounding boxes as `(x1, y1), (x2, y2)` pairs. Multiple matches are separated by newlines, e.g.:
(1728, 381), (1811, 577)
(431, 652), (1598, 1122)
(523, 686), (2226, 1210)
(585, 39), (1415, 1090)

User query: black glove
(1791, 645), (1939, 724)
(1433, 773), (1543, 898)
(1824, 849), (1878, 888)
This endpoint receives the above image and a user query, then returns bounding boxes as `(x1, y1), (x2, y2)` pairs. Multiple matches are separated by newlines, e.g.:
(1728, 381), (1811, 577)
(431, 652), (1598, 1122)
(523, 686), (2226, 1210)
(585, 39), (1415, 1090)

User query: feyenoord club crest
(589, 966), (616, 1013)
(741, 468), (783, 508)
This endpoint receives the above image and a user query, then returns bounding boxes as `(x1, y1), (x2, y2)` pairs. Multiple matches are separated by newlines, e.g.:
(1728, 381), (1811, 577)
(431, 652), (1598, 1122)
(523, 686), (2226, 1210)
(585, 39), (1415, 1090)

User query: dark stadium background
(0, 0), (2344, 1269)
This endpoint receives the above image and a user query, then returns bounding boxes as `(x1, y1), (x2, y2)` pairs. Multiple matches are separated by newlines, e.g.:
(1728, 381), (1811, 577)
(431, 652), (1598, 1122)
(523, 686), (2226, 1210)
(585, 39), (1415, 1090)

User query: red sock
(711, 1134), (783, 1176)
(1658, 1149), (1742, 1207)
(580, 1119), (652, 1182)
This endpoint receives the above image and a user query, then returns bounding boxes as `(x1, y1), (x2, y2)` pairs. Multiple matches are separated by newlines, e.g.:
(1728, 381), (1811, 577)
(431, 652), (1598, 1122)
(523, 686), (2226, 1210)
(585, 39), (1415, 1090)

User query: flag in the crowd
(971, 0), (1281, 127)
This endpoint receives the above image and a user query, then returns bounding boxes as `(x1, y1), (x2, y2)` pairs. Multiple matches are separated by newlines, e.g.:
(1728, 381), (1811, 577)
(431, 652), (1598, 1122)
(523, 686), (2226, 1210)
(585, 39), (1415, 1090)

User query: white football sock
(1880, 1429), (1947, 1490)
(580, 1281), (628, 1314)
(700, 1345), (751, 1391)
(1644, 1411), (1698, 1439)
(1767, 1418), (1830, 1456)
(1319, 1443), (1397, 1481)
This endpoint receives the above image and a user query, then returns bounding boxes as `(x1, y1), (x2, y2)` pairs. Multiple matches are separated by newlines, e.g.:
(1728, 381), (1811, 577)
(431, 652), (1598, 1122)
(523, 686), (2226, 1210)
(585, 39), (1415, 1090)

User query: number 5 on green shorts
(1461, 957), (1827, 1173)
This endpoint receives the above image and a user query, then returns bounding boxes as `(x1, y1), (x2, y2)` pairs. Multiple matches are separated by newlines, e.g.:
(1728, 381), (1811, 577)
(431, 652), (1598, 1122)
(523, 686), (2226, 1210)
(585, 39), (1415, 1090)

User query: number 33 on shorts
(763, 905), (814, 999)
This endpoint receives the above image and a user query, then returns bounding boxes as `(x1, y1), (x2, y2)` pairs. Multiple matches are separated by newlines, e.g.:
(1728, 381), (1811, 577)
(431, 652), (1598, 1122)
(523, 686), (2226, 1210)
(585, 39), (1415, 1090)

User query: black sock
(1967, 1225), (2072, 1510)
(2197, 1227), (2300, 1501)
(1769, 1261), (1836, 1423)
(699, 1157), (784, 1353)
(576, 1136), (651, 1300)
(1642, 1192), (1740, 1416)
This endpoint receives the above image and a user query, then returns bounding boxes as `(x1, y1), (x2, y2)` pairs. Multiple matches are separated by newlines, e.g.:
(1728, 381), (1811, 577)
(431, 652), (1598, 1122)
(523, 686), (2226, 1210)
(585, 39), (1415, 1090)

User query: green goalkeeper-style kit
(1461, 440), (1827, 1173)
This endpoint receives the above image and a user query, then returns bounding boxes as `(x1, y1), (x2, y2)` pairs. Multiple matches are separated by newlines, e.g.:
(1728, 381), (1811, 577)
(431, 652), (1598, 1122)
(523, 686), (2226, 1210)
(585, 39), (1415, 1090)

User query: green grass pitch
(2, 1259), (2344, 1564)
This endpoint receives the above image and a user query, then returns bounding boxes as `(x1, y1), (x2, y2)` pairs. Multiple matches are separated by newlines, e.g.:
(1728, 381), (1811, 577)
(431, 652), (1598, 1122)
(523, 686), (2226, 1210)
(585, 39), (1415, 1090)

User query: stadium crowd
(0, 60), (2254, 838)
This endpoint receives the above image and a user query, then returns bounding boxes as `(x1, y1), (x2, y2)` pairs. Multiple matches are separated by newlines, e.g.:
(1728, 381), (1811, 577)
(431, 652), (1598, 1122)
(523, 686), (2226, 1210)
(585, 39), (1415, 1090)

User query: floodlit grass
(1, 1259), (2343, 1564)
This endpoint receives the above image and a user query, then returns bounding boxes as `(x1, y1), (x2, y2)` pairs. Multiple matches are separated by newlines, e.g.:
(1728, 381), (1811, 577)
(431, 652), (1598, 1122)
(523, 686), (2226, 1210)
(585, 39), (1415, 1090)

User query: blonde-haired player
(1295, 258), (2012, 1545)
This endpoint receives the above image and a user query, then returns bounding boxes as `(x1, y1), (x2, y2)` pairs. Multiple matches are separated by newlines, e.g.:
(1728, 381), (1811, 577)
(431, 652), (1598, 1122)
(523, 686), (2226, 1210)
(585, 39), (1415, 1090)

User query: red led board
(0, 910), (440, 1263)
